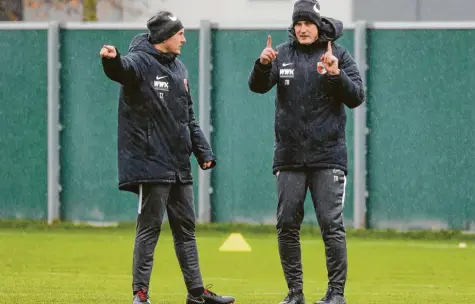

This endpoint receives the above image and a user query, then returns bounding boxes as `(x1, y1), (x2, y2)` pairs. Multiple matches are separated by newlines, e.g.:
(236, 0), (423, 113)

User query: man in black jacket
(100, 11), (235, 304)
(248, 1), (365, 303)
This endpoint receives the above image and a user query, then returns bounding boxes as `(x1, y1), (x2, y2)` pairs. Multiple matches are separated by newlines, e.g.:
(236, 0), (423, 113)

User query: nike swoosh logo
(168, 15), (177, 21)
(313, 4), (320, 14)
(156, 76), (168, 80)
(282, 63), (293, 67)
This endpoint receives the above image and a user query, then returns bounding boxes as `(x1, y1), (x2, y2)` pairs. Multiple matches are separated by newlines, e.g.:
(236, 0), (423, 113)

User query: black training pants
(276, 168), (348, 294)
(132, 183), (203, 293)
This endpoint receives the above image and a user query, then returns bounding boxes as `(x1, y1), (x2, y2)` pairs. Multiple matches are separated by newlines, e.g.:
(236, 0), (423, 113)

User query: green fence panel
(366, 29), (475, 230)
(59, 29), (200, 222)
(210, 29), (356, 226)
(0, 29), (48, 220)
(3, 26), (475, 229)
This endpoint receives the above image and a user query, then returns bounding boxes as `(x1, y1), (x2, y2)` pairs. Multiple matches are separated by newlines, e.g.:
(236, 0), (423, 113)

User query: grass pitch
(0, 225), (474, 304)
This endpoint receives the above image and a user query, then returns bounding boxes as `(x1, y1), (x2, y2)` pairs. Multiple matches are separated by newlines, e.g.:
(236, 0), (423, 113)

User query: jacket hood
(288, 16), (344, 46)
(128, 33), (177, 63)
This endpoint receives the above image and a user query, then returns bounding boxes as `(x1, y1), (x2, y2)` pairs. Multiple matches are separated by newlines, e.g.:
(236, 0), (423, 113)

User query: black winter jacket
(102, 33), (215, 194)
(248, 17), (365, 175)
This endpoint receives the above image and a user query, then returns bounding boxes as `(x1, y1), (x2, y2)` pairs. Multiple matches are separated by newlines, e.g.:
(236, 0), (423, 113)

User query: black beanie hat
(292, 0), (322, 27)
(147, 11), (184, 44)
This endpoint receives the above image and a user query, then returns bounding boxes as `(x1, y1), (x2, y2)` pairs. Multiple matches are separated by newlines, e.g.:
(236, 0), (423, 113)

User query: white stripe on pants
(138, 184), (143, 214)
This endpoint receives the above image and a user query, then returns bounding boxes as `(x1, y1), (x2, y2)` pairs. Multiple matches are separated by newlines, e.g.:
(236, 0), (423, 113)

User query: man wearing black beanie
(248, 0), (365, 304)
(100, 11), (235, 304)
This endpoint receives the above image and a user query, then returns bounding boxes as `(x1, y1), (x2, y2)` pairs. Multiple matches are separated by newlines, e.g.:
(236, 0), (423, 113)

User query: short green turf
(0, 228), (474, 303)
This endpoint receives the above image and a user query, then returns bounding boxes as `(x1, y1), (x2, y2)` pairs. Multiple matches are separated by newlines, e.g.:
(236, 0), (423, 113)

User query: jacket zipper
(147, 121), (152, 152)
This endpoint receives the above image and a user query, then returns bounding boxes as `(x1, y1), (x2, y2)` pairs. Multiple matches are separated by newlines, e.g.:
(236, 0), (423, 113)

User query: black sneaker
(132, 289), (151, 304)
(187, 294), (205, 304)
(202, 284), (235, 304)
(314, 287), (346, 304)
(280, 288), (305, 304)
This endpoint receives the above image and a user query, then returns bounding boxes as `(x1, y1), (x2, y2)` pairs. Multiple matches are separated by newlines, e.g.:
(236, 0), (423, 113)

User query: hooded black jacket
(102, 33), (215, 193)
(248, 17), (365, 175)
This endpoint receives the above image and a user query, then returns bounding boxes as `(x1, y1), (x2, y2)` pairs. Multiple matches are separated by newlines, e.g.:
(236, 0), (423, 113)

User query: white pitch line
(3, 272), (248, 284)
(299, 239), (474, 250)
(6, 272), (475, 291)
(206, 277), (248, 282)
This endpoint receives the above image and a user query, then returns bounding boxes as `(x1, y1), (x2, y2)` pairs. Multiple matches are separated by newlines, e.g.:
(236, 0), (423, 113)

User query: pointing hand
(320, 41), (339, 75)
(259, 35), (278, 65)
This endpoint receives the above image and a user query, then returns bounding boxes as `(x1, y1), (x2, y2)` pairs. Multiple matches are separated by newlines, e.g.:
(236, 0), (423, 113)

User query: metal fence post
(47, 21), (61, 224)
(353, 20), (368, 229)
(197, 20), (212, 223)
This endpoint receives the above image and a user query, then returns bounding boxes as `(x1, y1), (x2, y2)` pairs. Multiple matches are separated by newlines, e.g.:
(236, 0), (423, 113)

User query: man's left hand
(321, 41), (340, 75)
(201, 161), (213, 169)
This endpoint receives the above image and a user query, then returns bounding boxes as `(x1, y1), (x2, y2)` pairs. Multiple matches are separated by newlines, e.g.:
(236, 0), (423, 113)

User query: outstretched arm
(100, 45), (142, 86)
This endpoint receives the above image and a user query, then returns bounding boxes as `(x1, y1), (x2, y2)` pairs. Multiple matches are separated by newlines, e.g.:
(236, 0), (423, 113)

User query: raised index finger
(267, 35), (272, 49)
(327, 41), (332, 54)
